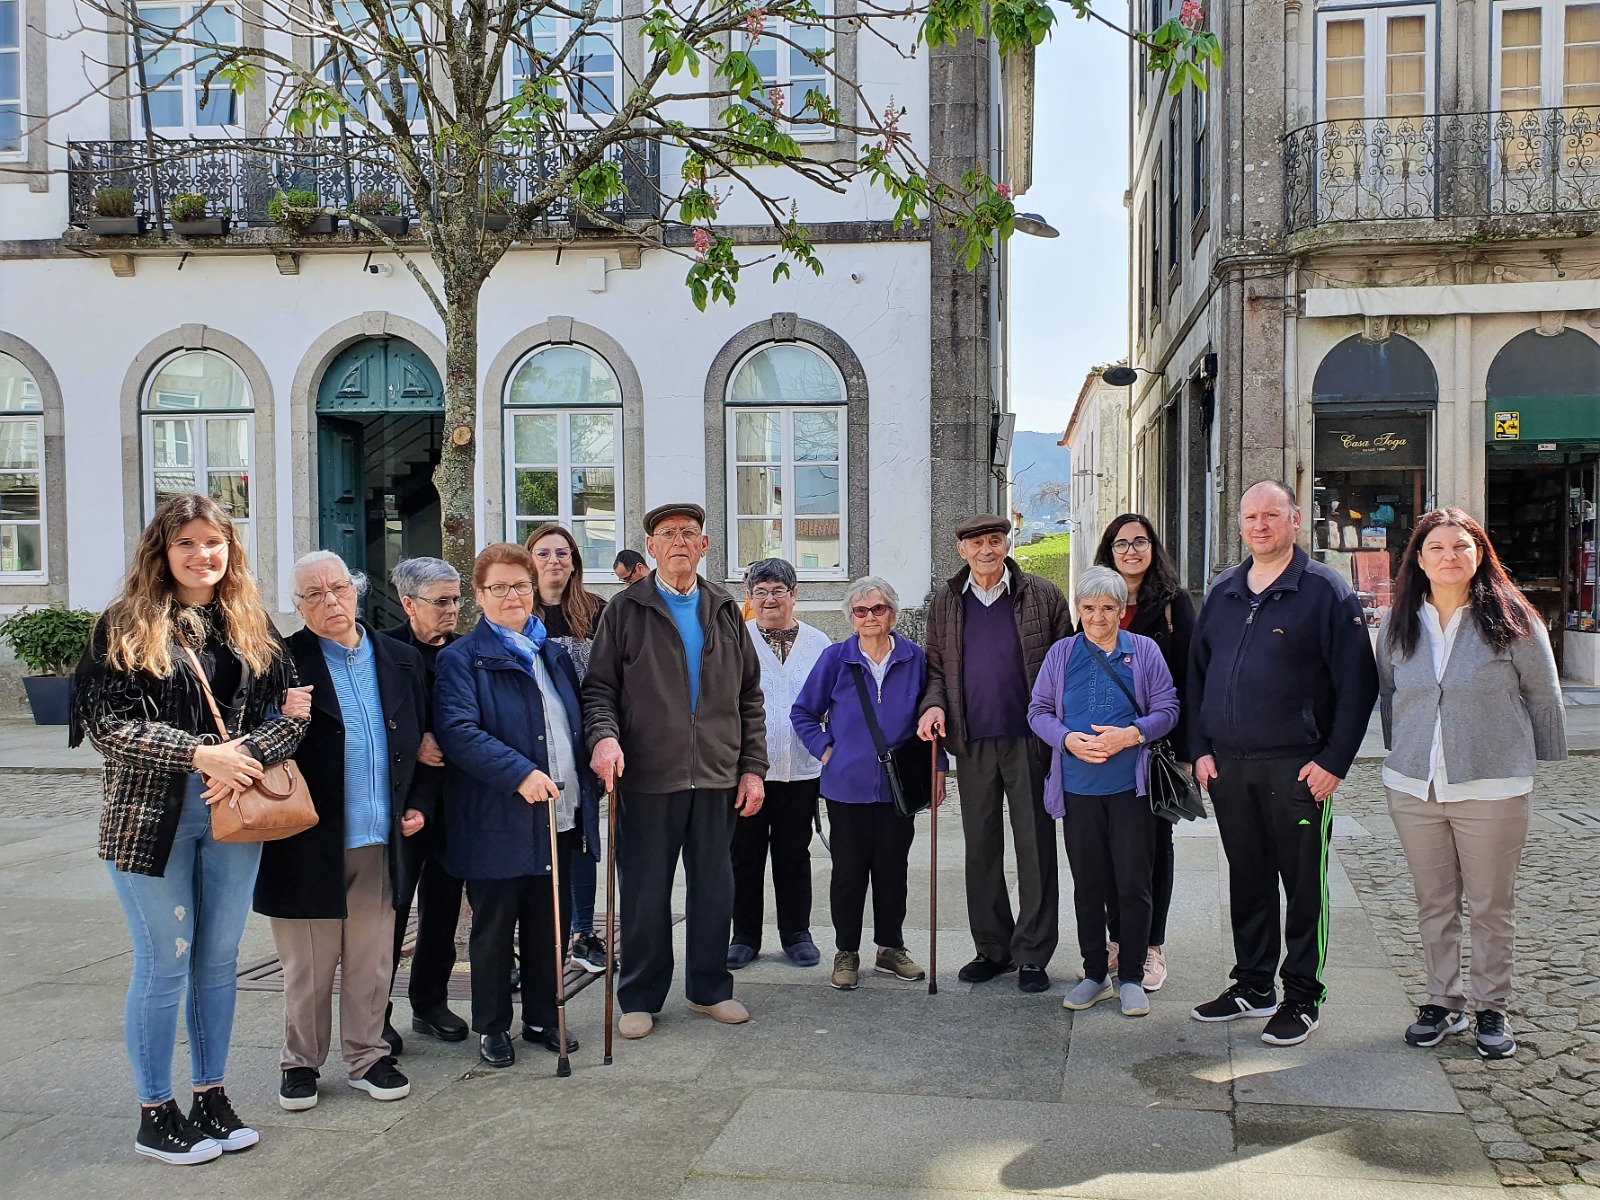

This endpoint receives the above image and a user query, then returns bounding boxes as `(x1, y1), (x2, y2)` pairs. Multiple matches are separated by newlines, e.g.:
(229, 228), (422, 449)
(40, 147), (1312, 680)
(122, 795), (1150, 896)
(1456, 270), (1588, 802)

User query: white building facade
(1061, 366), (1129, 596)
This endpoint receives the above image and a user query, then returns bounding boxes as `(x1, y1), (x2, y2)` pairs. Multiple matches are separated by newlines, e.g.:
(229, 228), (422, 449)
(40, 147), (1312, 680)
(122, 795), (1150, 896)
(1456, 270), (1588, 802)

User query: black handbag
(848, 662), (934, 817)
(1080, 640), (1207, 825)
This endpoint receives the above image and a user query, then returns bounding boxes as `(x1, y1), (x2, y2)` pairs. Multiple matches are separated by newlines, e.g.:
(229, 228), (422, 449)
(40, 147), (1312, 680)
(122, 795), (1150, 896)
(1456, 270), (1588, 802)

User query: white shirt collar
(656, 574), (699, 598)
(965, 568), (1012, 606)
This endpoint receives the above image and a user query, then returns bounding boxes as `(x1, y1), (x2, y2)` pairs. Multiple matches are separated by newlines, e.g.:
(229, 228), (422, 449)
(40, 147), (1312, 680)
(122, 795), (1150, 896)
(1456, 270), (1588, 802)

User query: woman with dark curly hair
(71, 493), (309, 1165)
(1378, 508), (1565, 1060)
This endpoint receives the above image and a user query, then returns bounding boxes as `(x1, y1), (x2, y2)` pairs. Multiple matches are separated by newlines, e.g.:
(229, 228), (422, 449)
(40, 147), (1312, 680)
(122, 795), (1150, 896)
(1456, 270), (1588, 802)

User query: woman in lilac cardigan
(1028, 566), (1178, 1017)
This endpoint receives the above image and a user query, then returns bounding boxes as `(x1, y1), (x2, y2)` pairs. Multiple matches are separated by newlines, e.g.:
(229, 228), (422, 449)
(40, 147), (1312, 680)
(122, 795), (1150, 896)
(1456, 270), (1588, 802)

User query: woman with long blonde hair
(71, 494), (310, 1166)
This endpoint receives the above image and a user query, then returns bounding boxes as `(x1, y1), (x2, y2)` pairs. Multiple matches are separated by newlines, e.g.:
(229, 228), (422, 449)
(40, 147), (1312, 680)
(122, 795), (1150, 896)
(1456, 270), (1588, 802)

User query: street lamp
(1099, 364), (1162, 514)
(1013, 212), (1060, 238)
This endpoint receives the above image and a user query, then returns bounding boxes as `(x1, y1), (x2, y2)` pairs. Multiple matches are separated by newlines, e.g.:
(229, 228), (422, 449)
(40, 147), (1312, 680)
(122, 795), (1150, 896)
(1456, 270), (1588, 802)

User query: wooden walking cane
(603, 782), (617, 1065)
(545, 792), (572, 1078)
(928, 737), (939, 996)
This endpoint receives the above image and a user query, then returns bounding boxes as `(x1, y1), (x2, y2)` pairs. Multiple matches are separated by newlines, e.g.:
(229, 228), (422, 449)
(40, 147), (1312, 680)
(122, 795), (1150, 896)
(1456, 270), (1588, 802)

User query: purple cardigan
(1027, 632), (1179, 818)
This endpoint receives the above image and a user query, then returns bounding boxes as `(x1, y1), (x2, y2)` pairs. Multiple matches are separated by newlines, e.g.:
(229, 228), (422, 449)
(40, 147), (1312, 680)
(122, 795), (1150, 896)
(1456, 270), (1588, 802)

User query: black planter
(287, 213), (338, 235)
(172, 217), (231, 236)
(86, 216), (148, 236)
(573, 207), (611, 231)
(367, 215), (410, 237)
(21, 675), (72, 726)
(482, 213), (511, 232)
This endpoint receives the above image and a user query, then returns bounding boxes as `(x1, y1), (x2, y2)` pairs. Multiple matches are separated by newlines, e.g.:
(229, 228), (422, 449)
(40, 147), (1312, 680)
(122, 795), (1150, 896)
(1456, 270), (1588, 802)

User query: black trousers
(731, 778), (818, 948)
(617, 789), (736, 1014)
(389, 821), (464, 1017)
(1106, 817), (1175, 948)
(1210, 755), (1333, 1005)
(464, 828), (575, 1035)
(826, 799), (916, 952)
(1061, 789), (1158, 985)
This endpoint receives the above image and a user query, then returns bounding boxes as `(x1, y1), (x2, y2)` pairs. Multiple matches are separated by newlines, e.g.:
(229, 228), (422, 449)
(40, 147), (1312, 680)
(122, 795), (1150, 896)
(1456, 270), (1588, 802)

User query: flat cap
(955, 513), (1011, 541)
(644, 502), (706, 535)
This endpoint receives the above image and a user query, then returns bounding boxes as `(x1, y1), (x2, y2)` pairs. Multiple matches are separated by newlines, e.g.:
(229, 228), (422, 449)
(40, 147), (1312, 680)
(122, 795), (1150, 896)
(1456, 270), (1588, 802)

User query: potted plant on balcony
(86, 187), (147, 236)
(169, 192), (231, 236)
(269, 189), (337, 235)
(352, 190), (409, 237)
(0, 605), (97, 726)
(482, 188), (513, 232)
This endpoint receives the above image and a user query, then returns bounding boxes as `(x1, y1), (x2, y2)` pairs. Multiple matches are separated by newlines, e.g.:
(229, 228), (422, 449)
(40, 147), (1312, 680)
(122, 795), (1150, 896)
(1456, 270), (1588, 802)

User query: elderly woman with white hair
(254, 551), (431, 1111)
(1028, 565), (1178, 1018)
(791, 577), (946, 991)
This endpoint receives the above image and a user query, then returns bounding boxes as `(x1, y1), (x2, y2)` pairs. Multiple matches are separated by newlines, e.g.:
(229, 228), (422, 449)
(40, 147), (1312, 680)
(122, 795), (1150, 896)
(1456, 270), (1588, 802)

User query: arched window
(141, 349), (254, 551)
(0, 353), (45, 578)
(725, 343), (846, 578)
(503, 344), (623, 570)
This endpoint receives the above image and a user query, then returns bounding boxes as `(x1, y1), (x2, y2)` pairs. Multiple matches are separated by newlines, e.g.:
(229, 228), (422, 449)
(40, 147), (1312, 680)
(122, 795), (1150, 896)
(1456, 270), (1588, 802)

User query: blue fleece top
(659, 584), (703, 711)
(1058, 632), (1140, 796)
(320, 630), (390, 849)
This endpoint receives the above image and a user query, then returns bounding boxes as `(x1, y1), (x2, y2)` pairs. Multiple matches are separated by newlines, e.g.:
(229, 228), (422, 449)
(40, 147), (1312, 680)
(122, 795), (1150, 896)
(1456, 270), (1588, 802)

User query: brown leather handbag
(182, 646), (317, 843)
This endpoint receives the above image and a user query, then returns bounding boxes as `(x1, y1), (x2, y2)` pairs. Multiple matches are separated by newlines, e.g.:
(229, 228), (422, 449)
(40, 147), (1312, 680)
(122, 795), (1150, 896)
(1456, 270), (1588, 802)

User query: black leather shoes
(478, 1032), (515, 1068)
(522, 1023), (579, 1054)
(381, 1021), (404, 1056)
(957, 954), (1016, 984)
(412, 1007), (469, 1042)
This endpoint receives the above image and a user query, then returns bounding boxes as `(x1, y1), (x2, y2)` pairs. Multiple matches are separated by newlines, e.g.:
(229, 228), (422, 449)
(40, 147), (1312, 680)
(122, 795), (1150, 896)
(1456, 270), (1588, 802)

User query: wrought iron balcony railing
(1283, 105), (1600, 233)
(66, 132), (661, 233)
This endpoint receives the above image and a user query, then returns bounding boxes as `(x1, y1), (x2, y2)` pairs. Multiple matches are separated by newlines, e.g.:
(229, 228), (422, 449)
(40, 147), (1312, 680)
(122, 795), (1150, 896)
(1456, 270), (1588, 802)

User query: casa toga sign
(1314, 416), (1428, 470)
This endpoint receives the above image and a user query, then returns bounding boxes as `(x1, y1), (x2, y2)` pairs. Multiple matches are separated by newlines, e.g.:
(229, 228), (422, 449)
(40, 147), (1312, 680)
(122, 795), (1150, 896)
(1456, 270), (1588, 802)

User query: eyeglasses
(482, 581), (535, 598)
(1112, 537), (1152, 554)
(850, 603), (891, 619)
(172, 537), (228, 556)
(414, 594), (461, 609)
(533, 548), (572, 562)
(653, 527), (702, 544)
(297, 580), (355, 606)
(750, 587), (791, 601)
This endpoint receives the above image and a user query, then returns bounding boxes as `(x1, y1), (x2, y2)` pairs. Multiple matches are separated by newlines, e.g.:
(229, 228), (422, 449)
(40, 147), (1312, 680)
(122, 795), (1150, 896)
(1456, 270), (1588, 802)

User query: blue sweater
(659, 584), (704, 710)
(320, 631), (390, 850)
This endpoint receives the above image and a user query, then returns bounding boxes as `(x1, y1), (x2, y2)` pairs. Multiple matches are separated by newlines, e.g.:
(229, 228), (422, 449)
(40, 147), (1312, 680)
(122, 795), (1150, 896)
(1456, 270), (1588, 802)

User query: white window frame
(131, 0), (243, 137)
(501, 346), (625, 580)
(1315, 4), (1437, 123)
(736, 2), (834, 142)
(139, 351), (255, 551)
(321, 2), (427, 127)
(0, 363), (44, 581)
(1491, 0), (1600, 108)
(0, 0), (22, 159)
(505, 0), (620, 120)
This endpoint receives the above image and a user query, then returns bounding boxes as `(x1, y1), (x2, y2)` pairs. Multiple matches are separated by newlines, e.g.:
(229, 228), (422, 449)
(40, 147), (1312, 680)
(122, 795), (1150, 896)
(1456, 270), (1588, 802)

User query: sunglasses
(850, 603), (891, 619)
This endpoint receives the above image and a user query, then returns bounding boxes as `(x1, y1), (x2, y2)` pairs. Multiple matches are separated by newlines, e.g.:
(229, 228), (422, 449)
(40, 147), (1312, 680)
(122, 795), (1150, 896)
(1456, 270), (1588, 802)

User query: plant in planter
(482, 187), (514, 232)
(87, 187), (147, 236)
(268, 189), (336, 235)
(351, 190), (409, 237)
(169, 192), (231, 236)
(0, 605), (97, 726)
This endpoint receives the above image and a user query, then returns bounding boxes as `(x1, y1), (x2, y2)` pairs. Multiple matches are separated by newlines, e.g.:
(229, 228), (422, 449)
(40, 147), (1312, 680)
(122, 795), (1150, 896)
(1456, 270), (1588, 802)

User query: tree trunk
(435, 274), (483, 612)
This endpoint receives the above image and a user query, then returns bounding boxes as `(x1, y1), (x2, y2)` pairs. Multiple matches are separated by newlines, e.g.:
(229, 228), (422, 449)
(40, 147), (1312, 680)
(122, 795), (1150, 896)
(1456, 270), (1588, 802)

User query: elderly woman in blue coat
(1028, 565), (1178, 1018)
(434, 542), (600, 1069)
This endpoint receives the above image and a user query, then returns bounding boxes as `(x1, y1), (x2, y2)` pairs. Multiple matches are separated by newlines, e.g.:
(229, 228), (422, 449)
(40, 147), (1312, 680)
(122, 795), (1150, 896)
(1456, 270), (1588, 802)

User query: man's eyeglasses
(482, 581), (535, 598)
(850, 603), (891, 619)
(533, 548), (572, 562)
(653, 527), (702, 544)
(750, 587), (791, 601)
(414, 594), (461, 609)
(297, 580), (356, 606)
(1112, 537), (1152, 554)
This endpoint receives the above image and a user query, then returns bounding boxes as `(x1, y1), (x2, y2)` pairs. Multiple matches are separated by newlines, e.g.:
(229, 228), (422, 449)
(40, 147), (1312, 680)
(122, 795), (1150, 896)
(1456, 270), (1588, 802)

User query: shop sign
(1486, 395), (1600, 446)
(1314, 416), (1429, 470)
(1494, 411), (1520, 440)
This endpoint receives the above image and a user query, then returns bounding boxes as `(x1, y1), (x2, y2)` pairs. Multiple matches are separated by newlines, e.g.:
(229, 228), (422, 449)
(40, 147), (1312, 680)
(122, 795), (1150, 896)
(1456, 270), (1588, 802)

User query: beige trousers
(270, 843), (394, 1077)
(1386, 787), (1531, 1012)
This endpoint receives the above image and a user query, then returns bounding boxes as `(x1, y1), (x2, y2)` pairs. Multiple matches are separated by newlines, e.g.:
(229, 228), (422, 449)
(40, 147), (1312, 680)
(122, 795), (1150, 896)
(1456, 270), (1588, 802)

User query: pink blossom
(693, 226), (711, 259)
(1179, 0), (1202, 30)
(996, 183), (1012, 200)
(744, 7), (765, 40)
(768, 86), (787, 113)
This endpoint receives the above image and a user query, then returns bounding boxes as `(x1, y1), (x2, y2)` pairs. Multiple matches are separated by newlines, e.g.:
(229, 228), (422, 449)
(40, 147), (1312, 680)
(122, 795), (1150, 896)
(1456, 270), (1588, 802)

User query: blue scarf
(491, 615), (547, 677)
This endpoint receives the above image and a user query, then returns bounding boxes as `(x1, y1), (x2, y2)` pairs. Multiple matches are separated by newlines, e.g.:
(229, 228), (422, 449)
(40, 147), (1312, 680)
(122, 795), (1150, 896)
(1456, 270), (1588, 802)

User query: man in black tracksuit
(1188, 481), (1378, 1046)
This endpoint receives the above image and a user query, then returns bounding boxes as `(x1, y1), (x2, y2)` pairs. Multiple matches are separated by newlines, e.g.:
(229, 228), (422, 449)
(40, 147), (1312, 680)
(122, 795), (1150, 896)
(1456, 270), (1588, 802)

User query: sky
(1008, 13), (1131, 436)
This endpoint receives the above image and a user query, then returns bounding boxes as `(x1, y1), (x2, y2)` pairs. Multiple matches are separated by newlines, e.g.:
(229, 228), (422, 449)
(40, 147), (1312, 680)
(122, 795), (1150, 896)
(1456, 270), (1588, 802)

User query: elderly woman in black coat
(254, 552), (430, 1113)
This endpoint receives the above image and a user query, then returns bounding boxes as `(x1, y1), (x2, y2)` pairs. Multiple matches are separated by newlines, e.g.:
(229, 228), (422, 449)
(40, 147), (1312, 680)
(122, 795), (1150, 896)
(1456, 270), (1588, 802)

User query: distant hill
(1010, 430), (1072, 541)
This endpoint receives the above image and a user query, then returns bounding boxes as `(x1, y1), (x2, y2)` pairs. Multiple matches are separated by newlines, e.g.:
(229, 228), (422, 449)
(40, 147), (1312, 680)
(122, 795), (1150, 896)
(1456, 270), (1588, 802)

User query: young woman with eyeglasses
(1086, 514), (1197, 992)
(522, 523), (609, 973)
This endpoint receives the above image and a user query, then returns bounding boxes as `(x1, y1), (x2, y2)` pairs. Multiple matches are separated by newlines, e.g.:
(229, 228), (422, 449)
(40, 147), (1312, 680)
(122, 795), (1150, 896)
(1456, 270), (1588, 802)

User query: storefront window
(1312, 413), (1430, 626)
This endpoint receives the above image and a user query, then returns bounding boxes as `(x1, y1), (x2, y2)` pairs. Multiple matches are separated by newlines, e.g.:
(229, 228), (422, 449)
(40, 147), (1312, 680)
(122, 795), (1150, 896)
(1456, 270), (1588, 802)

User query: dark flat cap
(955, 513), (1011, 540)
(644, 502), (706, 535)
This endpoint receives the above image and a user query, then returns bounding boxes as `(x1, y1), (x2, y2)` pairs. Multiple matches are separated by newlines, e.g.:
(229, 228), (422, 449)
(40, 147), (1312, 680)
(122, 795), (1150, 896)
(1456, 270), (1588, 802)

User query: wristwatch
(1131, 725), (1146, 745)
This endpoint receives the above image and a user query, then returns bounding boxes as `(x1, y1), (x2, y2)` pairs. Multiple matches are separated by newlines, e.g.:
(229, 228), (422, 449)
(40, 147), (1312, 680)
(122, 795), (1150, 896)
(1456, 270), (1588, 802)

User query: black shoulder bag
(1081, 642), (1207, 824)
(848, 662), (934, 817)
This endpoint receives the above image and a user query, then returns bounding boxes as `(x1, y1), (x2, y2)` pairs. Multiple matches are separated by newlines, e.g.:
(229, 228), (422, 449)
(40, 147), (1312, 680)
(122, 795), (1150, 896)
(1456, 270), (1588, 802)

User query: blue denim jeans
(106, 775), (262, 1104)
(568, 844), (597, 935)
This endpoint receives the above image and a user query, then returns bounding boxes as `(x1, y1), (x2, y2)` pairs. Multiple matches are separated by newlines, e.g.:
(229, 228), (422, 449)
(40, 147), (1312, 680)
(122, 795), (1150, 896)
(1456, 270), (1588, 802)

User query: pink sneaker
(1143, 945), (1168, 992)
(1107, 942), (1119, 978)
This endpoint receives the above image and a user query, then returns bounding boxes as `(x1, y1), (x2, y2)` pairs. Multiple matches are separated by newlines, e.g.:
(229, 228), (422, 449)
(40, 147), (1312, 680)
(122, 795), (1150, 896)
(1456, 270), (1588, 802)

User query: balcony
(66, 132), (660, 237)
(1283, 106), (1600, 235)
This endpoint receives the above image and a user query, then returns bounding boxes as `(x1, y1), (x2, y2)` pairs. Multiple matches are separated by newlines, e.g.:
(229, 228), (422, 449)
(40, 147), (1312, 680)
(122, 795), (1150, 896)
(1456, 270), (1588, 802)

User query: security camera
(367, 262), (393, 277)
(850, 272), (863, 283)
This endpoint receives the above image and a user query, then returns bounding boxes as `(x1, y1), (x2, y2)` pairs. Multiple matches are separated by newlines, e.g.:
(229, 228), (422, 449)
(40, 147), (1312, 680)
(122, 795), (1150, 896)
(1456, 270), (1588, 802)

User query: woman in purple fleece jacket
(1028, 566), (1178, 1017)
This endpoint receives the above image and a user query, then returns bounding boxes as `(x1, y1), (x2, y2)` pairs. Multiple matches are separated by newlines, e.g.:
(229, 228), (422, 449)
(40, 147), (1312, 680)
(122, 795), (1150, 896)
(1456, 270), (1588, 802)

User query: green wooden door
(317, 338), (443, 416)
(317, 417), (365, 575)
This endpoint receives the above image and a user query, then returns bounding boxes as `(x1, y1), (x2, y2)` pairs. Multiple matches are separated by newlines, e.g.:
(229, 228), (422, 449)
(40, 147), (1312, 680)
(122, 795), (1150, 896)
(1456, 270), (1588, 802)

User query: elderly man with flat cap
(584, 502), (768, 1040)
(918, 513), (1073, 992)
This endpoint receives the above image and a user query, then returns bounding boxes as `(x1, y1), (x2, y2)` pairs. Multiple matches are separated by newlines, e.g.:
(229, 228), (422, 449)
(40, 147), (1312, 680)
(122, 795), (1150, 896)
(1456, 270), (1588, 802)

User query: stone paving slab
(1234, 1104), (1500, 1187)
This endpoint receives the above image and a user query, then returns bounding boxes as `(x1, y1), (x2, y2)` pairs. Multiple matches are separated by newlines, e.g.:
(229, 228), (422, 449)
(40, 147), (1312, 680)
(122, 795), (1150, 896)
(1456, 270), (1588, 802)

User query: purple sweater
(961, 590), (1031, 740)
(1027, 633), (1179, 819)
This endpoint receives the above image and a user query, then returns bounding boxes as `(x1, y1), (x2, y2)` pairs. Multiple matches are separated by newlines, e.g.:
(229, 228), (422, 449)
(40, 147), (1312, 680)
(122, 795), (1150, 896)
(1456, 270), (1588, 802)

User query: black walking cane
(603, 782), (617, 1065)
(545, 792), (572, 1078)
(928, 737), (939, 996)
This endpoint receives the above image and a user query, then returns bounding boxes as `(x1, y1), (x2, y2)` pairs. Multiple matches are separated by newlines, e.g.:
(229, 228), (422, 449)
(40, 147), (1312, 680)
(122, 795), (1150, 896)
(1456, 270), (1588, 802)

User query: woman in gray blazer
(1377, 508), (1566, 1060)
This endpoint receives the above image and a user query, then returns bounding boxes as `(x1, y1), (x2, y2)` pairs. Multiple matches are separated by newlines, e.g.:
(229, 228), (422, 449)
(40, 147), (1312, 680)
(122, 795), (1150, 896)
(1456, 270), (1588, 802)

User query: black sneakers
(957, 954), (1016, 984)
(1406, 1004), (1470, 1048)
(134, 1098), (221, 1165)
(279, 1067), (319, 1111)
(570, 932), (608, 974)
(1017, 965), (1051, 994)
(1190, 983), (1277, 1022)
(1262, 999), (1321, 1046)
(186, 1088), (258, 1152)
(1476, 1010), (1518, 1059)
(348, 1055), (411, 1101)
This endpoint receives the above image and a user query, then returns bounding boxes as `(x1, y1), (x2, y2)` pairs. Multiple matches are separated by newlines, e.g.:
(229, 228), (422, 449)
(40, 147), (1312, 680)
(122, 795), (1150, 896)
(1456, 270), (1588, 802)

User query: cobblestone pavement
(1336, 759), (1600, 1191)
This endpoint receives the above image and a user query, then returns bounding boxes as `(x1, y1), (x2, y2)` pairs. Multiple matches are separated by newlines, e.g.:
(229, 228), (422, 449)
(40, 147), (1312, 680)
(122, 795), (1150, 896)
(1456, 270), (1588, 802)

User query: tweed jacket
(918, 558), (1074, 758)
(70, 615), (307, 876)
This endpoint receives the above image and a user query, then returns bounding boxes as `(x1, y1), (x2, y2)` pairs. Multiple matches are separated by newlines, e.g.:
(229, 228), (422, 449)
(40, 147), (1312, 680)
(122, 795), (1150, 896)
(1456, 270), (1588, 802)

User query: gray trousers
(955, 737), (1059, 967)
